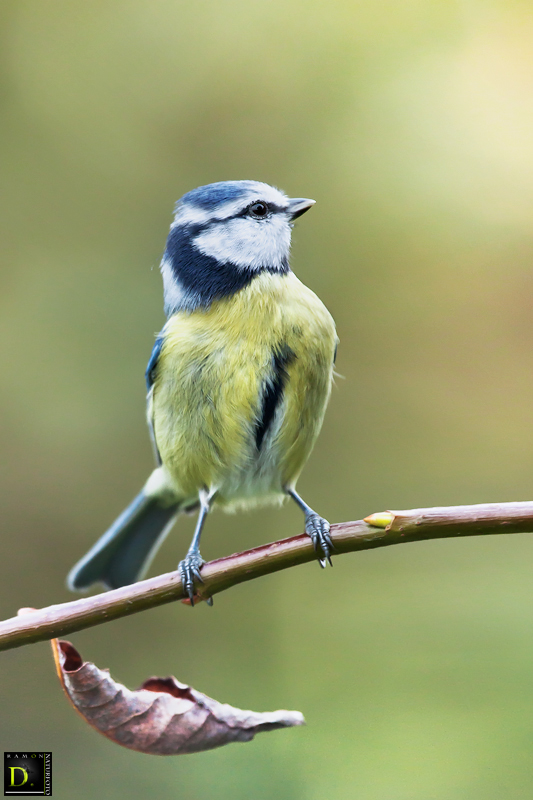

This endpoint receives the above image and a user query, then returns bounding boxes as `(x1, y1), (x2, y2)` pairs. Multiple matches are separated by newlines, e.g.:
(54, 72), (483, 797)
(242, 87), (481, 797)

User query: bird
(68, 180), (338, 604)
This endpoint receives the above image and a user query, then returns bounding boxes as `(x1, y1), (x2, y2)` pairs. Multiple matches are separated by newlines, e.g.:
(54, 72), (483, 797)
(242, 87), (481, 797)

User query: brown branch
(1, 500), (533, 653)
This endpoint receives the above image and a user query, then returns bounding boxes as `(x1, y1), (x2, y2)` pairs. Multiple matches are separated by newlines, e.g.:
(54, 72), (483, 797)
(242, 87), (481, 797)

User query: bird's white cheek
(161, 256), (185, 310)
(193, 218), (291, 270)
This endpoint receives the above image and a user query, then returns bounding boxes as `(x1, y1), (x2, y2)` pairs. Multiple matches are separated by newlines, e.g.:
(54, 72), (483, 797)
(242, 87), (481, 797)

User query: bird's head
(160, 180), (315, 315)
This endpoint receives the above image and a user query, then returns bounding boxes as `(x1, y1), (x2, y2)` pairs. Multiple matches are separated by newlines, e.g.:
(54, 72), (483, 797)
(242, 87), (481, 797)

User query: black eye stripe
(181, 201), (289, 226)
(231, 201), (288, 220)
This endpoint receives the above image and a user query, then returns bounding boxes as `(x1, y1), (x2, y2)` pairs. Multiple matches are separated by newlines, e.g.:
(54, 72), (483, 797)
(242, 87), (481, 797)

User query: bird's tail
(68, 471), (182, 592)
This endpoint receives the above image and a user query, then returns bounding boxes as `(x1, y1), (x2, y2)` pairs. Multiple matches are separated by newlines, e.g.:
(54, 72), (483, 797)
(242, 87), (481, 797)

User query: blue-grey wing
(146, 334), (164, 390)
(145, 335), (165, 465)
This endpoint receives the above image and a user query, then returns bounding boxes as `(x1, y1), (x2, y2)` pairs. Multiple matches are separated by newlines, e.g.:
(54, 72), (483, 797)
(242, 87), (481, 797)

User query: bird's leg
(287, 488), (334, 568)
(178, 491), (213, 606)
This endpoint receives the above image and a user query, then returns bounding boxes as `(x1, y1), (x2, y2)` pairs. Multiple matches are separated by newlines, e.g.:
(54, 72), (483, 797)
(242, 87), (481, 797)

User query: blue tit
(68, 180), (338, 603)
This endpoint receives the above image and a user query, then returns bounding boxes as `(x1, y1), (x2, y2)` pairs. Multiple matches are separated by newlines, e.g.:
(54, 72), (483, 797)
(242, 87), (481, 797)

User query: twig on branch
(1, 500), (532, 653)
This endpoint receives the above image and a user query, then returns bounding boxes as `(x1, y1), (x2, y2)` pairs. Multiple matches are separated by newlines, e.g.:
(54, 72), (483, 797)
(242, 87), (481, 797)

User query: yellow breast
(150, 272), (337, 507)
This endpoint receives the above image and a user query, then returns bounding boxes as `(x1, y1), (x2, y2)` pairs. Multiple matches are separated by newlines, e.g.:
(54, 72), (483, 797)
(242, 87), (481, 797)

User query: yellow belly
(149, 271), (337, 508)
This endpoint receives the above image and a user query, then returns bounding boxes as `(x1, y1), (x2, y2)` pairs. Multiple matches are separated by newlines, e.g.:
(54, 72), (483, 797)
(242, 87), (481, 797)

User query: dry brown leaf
(51, 638), (305, 755)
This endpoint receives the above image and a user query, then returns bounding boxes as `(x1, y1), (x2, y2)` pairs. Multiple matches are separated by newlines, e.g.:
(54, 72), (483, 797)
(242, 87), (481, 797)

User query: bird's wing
(145, 334), (165, 391)
(145, 334), (165, 465)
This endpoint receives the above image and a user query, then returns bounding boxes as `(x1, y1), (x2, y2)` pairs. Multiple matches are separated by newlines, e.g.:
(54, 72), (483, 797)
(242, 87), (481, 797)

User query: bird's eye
(249, 202), (269, 219)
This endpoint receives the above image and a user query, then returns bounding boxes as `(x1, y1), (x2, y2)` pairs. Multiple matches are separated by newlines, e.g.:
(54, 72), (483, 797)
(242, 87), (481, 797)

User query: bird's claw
(305, 513), (334, 567)
(178, 552), (205, 606)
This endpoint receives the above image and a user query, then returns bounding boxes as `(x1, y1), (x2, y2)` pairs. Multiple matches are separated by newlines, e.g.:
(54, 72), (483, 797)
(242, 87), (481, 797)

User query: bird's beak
(288, 198), (316, 221)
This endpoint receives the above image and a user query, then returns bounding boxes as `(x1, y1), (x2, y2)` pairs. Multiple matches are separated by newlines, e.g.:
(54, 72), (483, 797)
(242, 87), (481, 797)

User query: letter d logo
(9, 767), (28, 787)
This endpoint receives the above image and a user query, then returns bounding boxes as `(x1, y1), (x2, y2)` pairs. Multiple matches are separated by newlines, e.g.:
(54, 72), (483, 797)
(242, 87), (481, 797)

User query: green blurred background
(2, 1), (533, 797)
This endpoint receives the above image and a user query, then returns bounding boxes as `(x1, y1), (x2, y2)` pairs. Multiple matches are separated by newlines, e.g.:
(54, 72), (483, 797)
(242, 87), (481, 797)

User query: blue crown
(176, 181), (262, 213)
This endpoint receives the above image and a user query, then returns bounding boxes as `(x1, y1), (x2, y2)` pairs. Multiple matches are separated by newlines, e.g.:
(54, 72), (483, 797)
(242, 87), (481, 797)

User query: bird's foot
(178, 551), (205, 606)
(305, 513), (334, 567)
